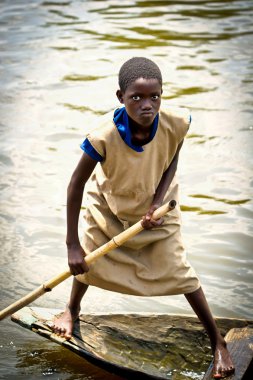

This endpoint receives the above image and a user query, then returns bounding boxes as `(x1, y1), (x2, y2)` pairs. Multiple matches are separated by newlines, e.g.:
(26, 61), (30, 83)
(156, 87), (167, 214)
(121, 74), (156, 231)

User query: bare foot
(212, 339), (235, 378)
(50, 305), (80, 340)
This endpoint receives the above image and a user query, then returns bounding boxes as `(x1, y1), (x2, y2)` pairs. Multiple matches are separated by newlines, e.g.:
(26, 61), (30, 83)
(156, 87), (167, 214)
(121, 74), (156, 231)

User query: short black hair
(118, 57), (162, 92)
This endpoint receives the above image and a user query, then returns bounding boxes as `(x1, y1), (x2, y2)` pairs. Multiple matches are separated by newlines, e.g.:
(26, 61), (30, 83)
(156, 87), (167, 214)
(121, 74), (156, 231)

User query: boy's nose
(141, 99), (152, 110)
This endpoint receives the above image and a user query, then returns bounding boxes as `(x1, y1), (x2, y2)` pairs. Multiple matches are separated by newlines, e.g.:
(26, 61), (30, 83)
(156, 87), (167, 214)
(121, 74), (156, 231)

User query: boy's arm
(142, 140), (184, 229)
(66, 153), (97, 275)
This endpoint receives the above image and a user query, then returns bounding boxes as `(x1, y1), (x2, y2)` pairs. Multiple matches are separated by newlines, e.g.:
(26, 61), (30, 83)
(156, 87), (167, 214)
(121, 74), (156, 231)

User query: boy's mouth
(140, 111), (154, 116)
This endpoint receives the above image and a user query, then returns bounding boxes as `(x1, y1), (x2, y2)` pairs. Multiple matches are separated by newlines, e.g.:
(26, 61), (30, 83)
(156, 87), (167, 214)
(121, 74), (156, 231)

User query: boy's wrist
(66, 241), (80, 249)
(151, 199), (162, 208)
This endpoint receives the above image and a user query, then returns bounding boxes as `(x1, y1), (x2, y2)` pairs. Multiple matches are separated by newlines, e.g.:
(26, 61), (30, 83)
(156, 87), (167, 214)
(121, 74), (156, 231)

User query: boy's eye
(152, 95), (160, 100)
(132, 95), (141, 101)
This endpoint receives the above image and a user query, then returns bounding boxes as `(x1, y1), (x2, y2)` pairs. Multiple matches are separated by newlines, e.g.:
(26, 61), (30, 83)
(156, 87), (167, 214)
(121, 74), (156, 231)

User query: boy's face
(116, 78), (162, 129)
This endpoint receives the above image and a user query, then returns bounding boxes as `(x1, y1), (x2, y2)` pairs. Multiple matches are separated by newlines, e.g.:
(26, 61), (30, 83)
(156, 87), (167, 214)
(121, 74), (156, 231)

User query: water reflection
(190, 194), (250, 205)
(15, 340), (123, 380)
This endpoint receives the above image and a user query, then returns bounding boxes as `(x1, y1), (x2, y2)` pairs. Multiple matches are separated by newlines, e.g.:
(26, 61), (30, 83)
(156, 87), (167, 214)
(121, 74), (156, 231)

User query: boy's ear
(116, 89), (124, 104)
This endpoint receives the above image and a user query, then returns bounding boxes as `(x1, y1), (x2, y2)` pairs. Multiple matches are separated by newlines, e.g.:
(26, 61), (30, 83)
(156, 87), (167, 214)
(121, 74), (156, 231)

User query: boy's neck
(129, 118), (152, 146)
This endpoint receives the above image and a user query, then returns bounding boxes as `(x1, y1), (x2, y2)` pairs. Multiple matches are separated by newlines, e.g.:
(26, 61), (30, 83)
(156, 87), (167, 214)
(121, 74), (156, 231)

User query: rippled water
(0, 0), (253, 379)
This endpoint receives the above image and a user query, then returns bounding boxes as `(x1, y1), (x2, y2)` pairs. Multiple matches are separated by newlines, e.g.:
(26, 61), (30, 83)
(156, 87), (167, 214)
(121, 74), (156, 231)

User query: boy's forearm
(152, 140), (183, 206)
(142, 158), (178, 230)
(65, 153), (97, 247)
(152, 159), (177, 206)
(66, 180), (84, 247)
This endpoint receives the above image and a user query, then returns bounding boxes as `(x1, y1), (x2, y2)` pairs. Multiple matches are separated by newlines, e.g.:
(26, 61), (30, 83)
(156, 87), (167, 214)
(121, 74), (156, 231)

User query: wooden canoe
(11, 307), (253, 380)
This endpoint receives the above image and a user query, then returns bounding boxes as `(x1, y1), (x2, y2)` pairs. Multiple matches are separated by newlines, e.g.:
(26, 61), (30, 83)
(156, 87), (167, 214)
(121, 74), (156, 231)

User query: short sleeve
(178, 108), (191, 140)
(172, 108), (191, 141)
(80, 138), (103, 162)
(179, 108), (191, 129)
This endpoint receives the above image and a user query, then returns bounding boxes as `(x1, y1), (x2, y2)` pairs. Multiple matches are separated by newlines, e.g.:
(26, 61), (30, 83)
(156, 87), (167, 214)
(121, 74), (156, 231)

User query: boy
(52, 57), (234, 378)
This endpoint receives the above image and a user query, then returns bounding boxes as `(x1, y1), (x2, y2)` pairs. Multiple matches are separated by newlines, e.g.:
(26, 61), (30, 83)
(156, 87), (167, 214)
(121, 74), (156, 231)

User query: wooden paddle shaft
(0, 200), (176, 321)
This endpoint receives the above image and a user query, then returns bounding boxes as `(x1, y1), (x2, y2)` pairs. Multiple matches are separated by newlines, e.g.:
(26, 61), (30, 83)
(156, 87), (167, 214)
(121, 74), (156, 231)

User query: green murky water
(0, 0), (252, 379)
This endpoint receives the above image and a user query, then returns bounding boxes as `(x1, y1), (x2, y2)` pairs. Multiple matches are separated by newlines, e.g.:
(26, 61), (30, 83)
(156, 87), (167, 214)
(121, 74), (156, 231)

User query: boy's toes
(213, 370), (222, 379)
(52, 324), (64, 336)
(226, 366), (235, 376)
(213, 366), (235, 379)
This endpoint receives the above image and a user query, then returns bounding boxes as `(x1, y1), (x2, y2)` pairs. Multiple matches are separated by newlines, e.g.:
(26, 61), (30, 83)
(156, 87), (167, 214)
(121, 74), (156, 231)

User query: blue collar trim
(113, 107), (159, 152)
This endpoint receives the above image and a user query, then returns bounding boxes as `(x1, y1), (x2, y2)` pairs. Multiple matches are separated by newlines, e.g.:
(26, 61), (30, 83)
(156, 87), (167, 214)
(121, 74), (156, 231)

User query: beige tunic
(76, 108), (200, 296)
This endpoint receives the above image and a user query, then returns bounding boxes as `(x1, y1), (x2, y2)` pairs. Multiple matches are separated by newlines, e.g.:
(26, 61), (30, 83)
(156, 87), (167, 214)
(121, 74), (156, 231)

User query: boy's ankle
(66, 303), (80, 315)
(210, 334), (227, 352)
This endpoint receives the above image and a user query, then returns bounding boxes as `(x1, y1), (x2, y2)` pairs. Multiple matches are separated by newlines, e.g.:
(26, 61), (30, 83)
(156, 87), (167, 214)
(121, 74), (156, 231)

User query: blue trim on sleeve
(189, 114), (192, 125)
(80, 138), (103, 162)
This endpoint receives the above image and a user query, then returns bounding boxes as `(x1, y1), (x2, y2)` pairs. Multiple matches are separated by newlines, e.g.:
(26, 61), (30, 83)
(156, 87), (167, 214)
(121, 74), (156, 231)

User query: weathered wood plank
(203, 327), (253, 380)
(11, 307), (253, 380)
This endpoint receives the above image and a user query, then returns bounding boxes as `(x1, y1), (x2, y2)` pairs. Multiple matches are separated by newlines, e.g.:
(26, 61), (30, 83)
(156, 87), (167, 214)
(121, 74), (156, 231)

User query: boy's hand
(67, 243), (89, 276)
(141, 204), (164, 230)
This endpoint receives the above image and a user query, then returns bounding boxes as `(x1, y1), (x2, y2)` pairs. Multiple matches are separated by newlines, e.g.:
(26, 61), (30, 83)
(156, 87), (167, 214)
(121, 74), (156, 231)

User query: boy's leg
(185, 287), (234, 378)
(52, 277), (88, 339)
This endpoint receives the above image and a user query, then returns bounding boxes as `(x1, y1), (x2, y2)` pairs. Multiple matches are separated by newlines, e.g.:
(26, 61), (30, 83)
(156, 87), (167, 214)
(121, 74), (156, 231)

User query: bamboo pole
(0, 200), (176, 321)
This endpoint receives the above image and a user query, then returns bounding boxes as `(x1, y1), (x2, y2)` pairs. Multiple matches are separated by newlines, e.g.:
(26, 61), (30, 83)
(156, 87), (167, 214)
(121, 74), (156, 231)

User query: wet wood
(203, 327), (253, 380)
(11, 307), (253, 380)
